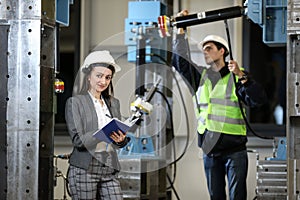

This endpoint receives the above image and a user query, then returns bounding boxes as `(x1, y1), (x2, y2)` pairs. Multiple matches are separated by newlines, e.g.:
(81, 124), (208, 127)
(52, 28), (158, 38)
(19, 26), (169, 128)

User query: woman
(65, 50), (130, 200)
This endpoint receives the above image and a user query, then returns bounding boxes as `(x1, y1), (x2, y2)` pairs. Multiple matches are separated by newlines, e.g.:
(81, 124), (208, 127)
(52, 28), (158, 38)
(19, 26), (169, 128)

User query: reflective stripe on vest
(194, 71), (246, 136)
(193, 70), (208, 134)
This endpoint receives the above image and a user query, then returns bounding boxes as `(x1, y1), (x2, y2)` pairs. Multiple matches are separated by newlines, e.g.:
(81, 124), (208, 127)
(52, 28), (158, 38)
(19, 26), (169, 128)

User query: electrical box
(247, 0), (287, 46)
(263, 0), (287, 46)
(56, 0), (73, 26)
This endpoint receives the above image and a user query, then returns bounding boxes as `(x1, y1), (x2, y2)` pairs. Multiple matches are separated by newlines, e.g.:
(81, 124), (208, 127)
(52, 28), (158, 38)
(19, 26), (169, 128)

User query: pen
(105, 114), (112, 118)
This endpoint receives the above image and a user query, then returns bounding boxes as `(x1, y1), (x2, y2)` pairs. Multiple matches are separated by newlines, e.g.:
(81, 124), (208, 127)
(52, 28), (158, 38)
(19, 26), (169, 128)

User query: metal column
(0, 23), (9, 200)
(0, 0), (56, 199)
(287, 0), (300, 199)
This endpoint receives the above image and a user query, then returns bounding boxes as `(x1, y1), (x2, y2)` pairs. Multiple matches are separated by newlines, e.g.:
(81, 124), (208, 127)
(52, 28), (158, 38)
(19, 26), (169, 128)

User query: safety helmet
(81, 50), (121, 73)
(198, 35), (229, 54)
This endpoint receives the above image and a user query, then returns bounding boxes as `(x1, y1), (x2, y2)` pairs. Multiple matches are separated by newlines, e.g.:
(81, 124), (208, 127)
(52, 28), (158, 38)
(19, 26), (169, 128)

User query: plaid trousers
(68, 152), (123, 200)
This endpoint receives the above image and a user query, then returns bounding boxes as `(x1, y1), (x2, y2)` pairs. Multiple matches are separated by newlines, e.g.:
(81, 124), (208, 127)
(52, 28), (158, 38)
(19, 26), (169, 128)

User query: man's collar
(207, 62), (229, 78)
(219, 63), (230, 78)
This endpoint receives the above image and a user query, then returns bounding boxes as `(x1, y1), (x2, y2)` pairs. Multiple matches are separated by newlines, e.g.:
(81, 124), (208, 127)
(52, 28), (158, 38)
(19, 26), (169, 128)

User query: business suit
(65, 93), (125, 199)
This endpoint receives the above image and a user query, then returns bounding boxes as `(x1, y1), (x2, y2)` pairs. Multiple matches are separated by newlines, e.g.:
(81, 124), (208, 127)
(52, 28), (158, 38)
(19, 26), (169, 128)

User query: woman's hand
(110, 130), (126, 143)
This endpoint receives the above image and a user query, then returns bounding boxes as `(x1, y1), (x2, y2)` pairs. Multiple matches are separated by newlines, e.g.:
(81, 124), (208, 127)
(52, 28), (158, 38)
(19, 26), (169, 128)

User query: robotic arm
(128, 77), (162, 123)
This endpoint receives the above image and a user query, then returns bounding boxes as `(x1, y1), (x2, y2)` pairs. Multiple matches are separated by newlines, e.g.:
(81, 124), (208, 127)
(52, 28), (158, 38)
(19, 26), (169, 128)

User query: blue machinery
(246, 0), (287, 46)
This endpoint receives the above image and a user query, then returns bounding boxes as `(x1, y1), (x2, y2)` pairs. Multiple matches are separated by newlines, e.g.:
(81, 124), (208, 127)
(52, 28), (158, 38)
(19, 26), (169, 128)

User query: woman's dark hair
(79, 63), (116, 99)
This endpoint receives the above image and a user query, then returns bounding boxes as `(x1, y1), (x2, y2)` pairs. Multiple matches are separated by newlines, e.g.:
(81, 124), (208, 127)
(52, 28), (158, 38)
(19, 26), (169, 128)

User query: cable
(147, 53), (191, 191)
(224, 20), (273, 140)
(66, 167), (71, 197)
(54, 154), (71, 198)
(155, 90), (177, 189)
(148, 53), (190, 165)
(167, 173), (181, 200)
(141, 79), (182, 197)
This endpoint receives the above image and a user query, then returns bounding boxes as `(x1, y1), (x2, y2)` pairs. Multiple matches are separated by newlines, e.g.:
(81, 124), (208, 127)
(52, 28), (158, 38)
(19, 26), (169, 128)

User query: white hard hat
(81, 50), (121, 73)
(198, 35), (229, 54)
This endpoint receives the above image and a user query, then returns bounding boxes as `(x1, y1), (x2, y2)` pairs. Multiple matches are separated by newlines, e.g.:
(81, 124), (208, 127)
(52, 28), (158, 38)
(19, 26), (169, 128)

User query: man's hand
(228, 60), (248, 83)
(228, 60), (243, 77)
(177, 9), (189, 17)
(177, 9), (189, 34)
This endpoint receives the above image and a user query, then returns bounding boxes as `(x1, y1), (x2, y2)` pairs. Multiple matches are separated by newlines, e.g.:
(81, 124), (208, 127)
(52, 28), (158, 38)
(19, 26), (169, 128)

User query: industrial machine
(120, 0), (299, 200)
(118, 1), (174, 199)
(256, 137), (288, 199)
(1, 0), (299, 199)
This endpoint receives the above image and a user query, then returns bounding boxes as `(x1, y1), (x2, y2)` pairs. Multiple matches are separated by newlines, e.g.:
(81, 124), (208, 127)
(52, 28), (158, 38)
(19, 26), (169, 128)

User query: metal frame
(0, 1), (56, 199)
(0, 23), (9, 200)
(287, 0), (300, 198)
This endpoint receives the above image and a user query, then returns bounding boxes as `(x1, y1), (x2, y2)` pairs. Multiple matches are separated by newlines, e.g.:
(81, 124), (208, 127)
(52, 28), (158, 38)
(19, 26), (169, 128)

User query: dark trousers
(203, 149), (248, 200)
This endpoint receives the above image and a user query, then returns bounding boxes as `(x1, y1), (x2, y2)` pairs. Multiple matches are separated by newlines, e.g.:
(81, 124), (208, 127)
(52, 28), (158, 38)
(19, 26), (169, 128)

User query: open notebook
(92, 118), (138, 143)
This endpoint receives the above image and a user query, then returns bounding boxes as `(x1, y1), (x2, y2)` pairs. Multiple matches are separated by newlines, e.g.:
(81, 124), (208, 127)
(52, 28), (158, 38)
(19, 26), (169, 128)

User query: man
(172, 10), (267, 200)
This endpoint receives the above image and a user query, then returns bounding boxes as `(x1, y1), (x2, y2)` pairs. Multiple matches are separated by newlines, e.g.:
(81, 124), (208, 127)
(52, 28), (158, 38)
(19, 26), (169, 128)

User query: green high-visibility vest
(193, 69), (246, 135)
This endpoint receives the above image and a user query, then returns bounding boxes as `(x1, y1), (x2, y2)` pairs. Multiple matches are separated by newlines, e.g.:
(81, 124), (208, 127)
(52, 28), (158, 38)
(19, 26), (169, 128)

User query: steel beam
(287, 0), (300, 199)
(0, 0), (56, 199)
(0, 23), (9, 200)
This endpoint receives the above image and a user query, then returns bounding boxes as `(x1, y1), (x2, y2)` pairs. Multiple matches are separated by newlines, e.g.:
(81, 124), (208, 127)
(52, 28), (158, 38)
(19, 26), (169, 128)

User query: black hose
(224, 20), (273, 140)
(148, 53), (190, 166)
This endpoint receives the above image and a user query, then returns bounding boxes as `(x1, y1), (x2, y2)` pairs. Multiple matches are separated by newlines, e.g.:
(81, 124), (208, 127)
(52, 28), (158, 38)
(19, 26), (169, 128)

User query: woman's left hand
(110, 130), (126, 143)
